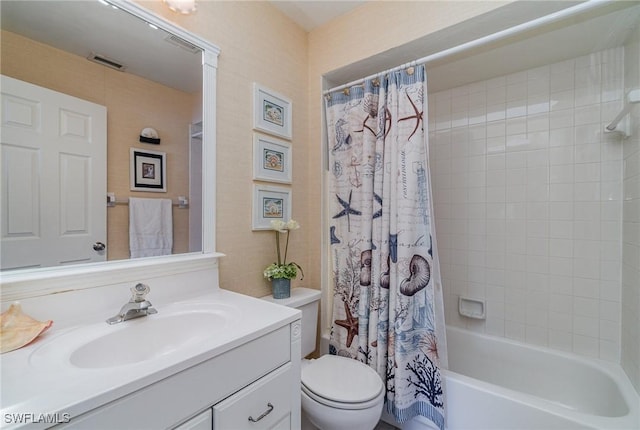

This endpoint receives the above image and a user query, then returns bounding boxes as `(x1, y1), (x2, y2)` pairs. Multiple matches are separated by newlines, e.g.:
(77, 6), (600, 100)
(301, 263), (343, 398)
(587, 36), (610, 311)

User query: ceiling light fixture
(163, 0), (197, 15)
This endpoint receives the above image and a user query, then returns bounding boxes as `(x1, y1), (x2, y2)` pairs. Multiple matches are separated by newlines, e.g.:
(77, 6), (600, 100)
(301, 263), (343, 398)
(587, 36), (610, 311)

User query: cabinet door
(213, 363), (292, 430)
(174, 409), (212, 430)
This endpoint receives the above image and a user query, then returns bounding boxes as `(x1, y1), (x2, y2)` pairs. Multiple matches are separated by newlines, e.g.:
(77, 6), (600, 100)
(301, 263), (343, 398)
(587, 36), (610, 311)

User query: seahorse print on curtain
(326, 65), (448, 430)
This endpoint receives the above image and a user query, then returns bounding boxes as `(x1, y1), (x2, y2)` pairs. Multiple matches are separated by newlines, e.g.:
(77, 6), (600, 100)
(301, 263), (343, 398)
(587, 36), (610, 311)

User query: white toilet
(262, 288), (384, 430)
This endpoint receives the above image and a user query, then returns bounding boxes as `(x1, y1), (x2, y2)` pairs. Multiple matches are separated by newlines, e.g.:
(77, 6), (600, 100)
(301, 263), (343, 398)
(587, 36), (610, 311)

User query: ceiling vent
(87, 52), (126, 71)
(164, 34), (200, 54)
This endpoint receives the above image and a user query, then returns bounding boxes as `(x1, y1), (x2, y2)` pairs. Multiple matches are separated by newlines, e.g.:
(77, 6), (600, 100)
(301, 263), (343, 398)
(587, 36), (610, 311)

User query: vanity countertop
(0, 289), (299, 429)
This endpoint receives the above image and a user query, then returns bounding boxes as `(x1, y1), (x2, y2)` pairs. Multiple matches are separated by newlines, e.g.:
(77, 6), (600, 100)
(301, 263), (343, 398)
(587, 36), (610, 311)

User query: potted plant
(263, 219), (303, 299)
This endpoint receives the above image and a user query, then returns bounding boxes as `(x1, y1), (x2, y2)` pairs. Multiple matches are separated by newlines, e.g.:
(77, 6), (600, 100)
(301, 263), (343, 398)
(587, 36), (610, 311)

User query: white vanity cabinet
(174, 410), (212, 430)
(174, 363), (293, 430)
(52, 321), (301, 430)
(213, 363), (293, 429)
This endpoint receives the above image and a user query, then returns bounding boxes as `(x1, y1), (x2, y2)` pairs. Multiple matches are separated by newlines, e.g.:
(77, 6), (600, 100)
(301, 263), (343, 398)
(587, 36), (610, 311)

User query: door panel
(1, 75), (107, 270)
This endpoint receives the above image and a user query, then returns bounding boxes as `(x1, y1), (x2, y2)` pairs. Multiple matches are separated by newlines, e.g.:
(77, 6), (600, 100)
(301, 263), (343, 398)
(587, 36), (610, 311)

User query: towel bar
(107, 193), (188, 208)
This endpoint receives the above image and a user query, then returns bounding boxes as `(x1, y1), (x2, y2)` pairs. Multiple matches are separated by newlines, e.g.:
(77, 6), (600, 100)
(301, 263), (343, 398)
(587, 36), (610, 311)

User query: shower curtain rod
(324, 0), (611, 95)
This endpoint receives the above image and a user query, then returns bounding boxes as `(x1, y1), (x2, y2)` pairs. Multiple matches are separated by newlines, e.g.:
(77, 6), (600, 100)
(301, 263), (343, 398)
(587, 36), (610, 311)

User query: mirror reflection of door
(1, 0), (203, 270)
(1, 76), (107, 270)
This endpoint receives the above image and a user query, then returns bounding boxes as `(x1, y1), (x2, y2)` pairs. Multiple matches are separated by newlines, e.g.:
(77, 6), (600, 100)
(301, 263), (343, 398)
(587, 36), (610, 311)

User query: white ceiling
(321, 1), (640, 92)
(0, 1), (361, 94)
(3, 1), (639, 97)
(269, 1), (366, 32)
(267, 1), (640, 93)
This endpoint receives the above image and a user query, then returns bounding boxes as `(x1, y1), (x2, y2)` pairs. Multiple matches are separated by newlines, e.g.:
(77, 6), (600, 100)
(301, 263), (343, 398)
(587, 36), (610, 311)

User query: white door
(1, 75), (107, 270)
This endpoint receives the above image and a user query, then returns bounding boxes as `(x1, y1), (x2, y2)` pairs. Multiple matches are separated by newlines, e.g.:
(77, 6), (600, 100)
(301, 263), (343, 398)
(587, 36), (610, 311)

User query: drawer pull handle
(248, 402), (274, 423)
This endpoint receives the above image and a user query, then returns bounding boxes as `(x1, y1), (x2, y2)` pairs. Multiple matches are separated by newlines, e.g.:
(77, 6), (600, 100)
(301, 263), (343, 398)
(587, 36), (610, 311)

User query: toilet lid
(301, 355), (383, 404)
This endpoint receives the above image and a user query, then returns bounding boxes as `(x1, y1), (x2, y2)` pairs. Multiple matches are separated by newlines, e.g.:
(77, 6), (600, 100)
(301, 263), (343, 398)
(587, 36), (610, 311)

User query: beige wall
(133, 1), (310, 297)
(1, 30), (196, 261)
(3, 1), (513, 298)
(131, 1), (510, 299)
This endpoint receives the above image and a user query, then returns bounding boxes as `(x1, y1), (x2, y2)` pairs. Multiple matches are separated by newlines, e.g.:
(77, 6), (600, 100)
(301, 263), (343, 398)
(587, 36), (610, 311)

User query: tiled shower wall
(621, 25), (640, 392)
(429, 47), (626, 361)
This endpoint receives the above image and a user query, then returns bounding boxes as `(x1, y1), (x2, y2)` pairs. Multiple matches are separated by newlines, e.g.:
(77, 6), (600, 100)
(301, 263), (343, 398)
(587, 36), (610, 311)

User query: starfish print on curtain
(398, 88), (424, 140)
(334, 301), (359, 348)
(333, 190), (362, 232)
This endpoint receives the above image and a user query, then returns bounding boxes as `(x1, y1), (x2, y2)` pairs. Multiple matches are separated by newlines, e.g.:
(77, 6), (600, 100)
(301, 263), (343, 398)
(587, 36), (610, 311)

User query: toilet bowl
(261, 288), (384, 430)
(301, 355), (384, 430)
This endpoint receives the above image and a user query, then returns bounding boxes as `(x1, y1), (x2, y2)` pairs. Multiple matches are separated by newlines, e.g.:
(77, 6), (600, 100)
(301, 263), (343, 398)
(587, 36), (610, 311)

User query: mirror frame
(1, 0), (222, 302)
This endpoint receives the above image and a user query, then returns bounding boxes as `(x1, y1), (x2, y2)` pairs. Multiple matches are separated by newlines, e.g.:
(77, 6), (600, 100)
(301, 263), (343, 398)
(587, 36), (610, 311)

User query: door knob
(93, 242), (106, 251)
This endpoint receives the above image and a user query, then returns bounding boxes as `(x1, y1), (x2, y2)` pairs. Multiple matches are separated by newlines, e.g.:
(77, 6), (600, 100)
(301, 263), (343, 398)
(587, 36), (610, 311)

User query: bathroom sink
(29, 304), (237, 369)
(71, 311), (226, 368)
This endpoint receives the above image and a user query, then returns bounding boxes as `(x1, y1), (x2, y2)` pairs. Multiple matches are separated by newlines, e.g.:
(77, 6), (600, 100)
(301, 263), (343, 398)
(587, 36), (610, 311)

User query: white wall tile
(550, 109), (575, 129)
(549, 329), (573, 351)
(600, 339), (621, 362)
(574, 105), (601, 126)
(574, 182), (601, 201)
(550, 183), (574, 202)
(550, 275), (574, 295)
(573, 239), (600, 260)
(573, 334), (600, 358)
(550, 203), (573, 221)
(575, 143), (601, 163)
(550, 238), (573, 257)
(429, 47), (625, 362)
(528, 113), (550, 132)
(550, 90), (574, 110)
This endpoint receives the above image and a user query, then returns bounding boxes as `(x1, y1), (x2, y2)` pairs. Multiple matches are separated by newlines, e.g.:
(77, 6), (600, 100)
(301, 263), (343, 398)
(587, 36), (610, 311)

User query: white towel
(129, 197), (173, 258)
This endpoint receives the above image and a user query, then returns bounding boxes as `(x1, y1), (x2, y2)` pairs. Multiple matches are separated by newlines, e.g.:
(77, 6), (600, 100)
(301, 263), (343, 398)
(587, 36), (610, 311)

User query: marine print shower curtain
(326, 65), (448, 430)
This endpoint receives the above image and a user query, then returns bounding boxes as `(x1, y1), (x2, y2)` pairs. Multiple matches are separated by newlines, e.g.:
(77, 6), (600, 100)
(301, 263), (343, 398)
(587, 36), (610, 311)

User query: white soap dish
(458, 297), (486, 320)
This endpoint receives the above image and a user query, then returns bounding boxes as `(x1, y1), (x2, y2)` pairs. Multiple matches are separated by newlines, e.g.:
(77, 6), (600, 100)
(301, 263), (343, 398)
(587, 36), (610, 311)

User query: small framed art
(253, 133), (292, 184)
(130, 147), (166, 192)
(253, 83), (292, 140)
(252, 184), (291, 230)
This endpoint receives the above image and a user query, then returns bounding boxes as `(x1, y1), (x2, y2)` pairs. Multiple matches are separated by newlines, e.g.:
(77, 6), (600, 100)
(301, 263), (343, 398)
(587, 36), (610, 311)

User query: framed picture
(253, 83), (292, 140)
(130, 147), (166, 192)
(253, 133), (292, 184)
(252, 184), (291, 230)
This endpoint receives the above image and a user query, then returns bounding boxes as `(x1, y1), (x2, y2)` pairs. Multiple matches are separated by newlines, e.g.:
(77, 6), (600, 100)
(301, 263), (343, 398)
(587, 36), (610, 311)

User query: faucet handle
(130, 283), (151, 302)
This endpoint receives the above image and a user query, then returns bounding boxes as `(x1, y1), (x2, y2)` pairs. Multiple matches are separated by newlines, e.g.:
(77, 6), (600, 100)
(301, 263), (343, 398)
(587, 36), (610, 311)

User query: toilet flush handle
(248, 402), (274, 423)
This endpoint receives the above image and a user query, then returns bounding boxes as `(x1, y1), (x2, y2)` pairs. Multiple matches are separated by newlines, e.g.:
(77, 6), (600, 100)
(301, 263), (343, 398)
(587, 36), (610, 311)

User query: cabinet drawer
(213, 363), (292, 430)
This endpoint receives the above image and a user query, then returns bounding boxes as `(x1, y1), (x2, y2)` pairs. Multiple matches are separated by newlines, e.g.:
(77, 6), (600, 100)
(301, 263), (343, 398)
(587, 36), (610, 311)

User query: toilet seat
(301, 355), (384, 410)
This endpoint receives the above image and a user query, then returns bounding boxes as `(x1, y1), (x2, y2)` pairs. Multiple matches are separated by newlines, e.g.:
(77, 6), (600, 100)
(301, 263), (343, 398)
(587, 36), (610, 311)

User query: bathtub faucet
(106, 283), (157, 324)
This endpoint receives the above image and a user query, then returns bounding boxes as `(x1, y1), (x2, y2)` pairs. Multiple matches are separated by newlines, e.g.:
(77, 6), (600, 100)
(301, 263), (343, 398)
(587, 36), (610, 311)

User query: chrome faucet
(106, 283), (157, 325)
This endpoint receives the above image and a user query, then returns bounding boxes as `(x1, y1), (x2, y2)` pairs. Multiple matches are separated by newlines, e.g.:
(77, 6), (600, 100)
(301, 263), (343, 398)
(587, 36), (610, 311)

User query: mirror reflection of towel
(129, 197), (173, 258)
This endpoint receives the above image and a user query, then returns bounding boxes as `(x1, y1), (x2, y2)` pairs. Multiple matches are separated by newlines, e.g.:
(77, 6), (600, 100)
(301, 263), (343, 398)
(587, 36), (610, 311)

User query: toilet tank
(261, 287), (321, 357)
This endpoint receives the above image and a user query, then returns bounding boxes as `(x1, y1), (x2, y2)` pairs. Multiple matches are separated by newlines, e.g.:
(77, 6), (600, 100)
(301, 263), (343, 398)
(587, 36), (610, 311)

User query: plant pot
(271, 278), (291, 299)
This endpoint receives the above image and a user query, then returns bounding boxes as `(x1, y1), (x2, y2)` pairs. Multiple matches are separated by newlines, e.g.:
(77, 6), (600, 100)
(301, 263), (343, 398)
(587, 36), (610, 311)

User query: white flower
(270, 220), (287, 233)
(265, 219), (303, 279)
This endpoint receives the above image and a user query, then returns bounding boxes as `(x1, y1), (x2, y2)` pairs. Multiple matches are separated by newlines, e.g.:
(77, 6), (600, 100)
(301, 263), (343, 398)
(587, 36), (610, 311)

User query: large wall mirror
(1, 0), (219, 278)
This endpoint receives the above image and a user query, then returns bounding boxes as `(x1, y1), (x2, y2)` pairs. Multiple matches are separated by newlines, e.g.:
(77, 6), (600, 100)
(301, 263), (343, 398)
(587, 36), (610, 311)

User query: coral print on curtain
(326, 65), (448, 430)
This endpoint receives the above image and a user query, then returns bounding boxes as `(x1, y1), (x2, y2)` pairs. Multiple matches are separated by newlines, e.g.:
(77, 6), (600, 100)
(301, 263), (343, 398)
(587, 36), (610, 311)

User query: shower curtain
(326, 65), (448, 429)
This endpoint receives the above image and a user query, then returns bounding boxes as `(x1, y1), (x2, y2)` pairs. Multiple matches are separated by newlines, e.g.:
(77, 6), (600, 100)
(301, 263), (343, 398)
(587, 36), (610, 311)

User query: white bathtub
(323, 328), (640, 429)
(390, 326), (640, 430)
